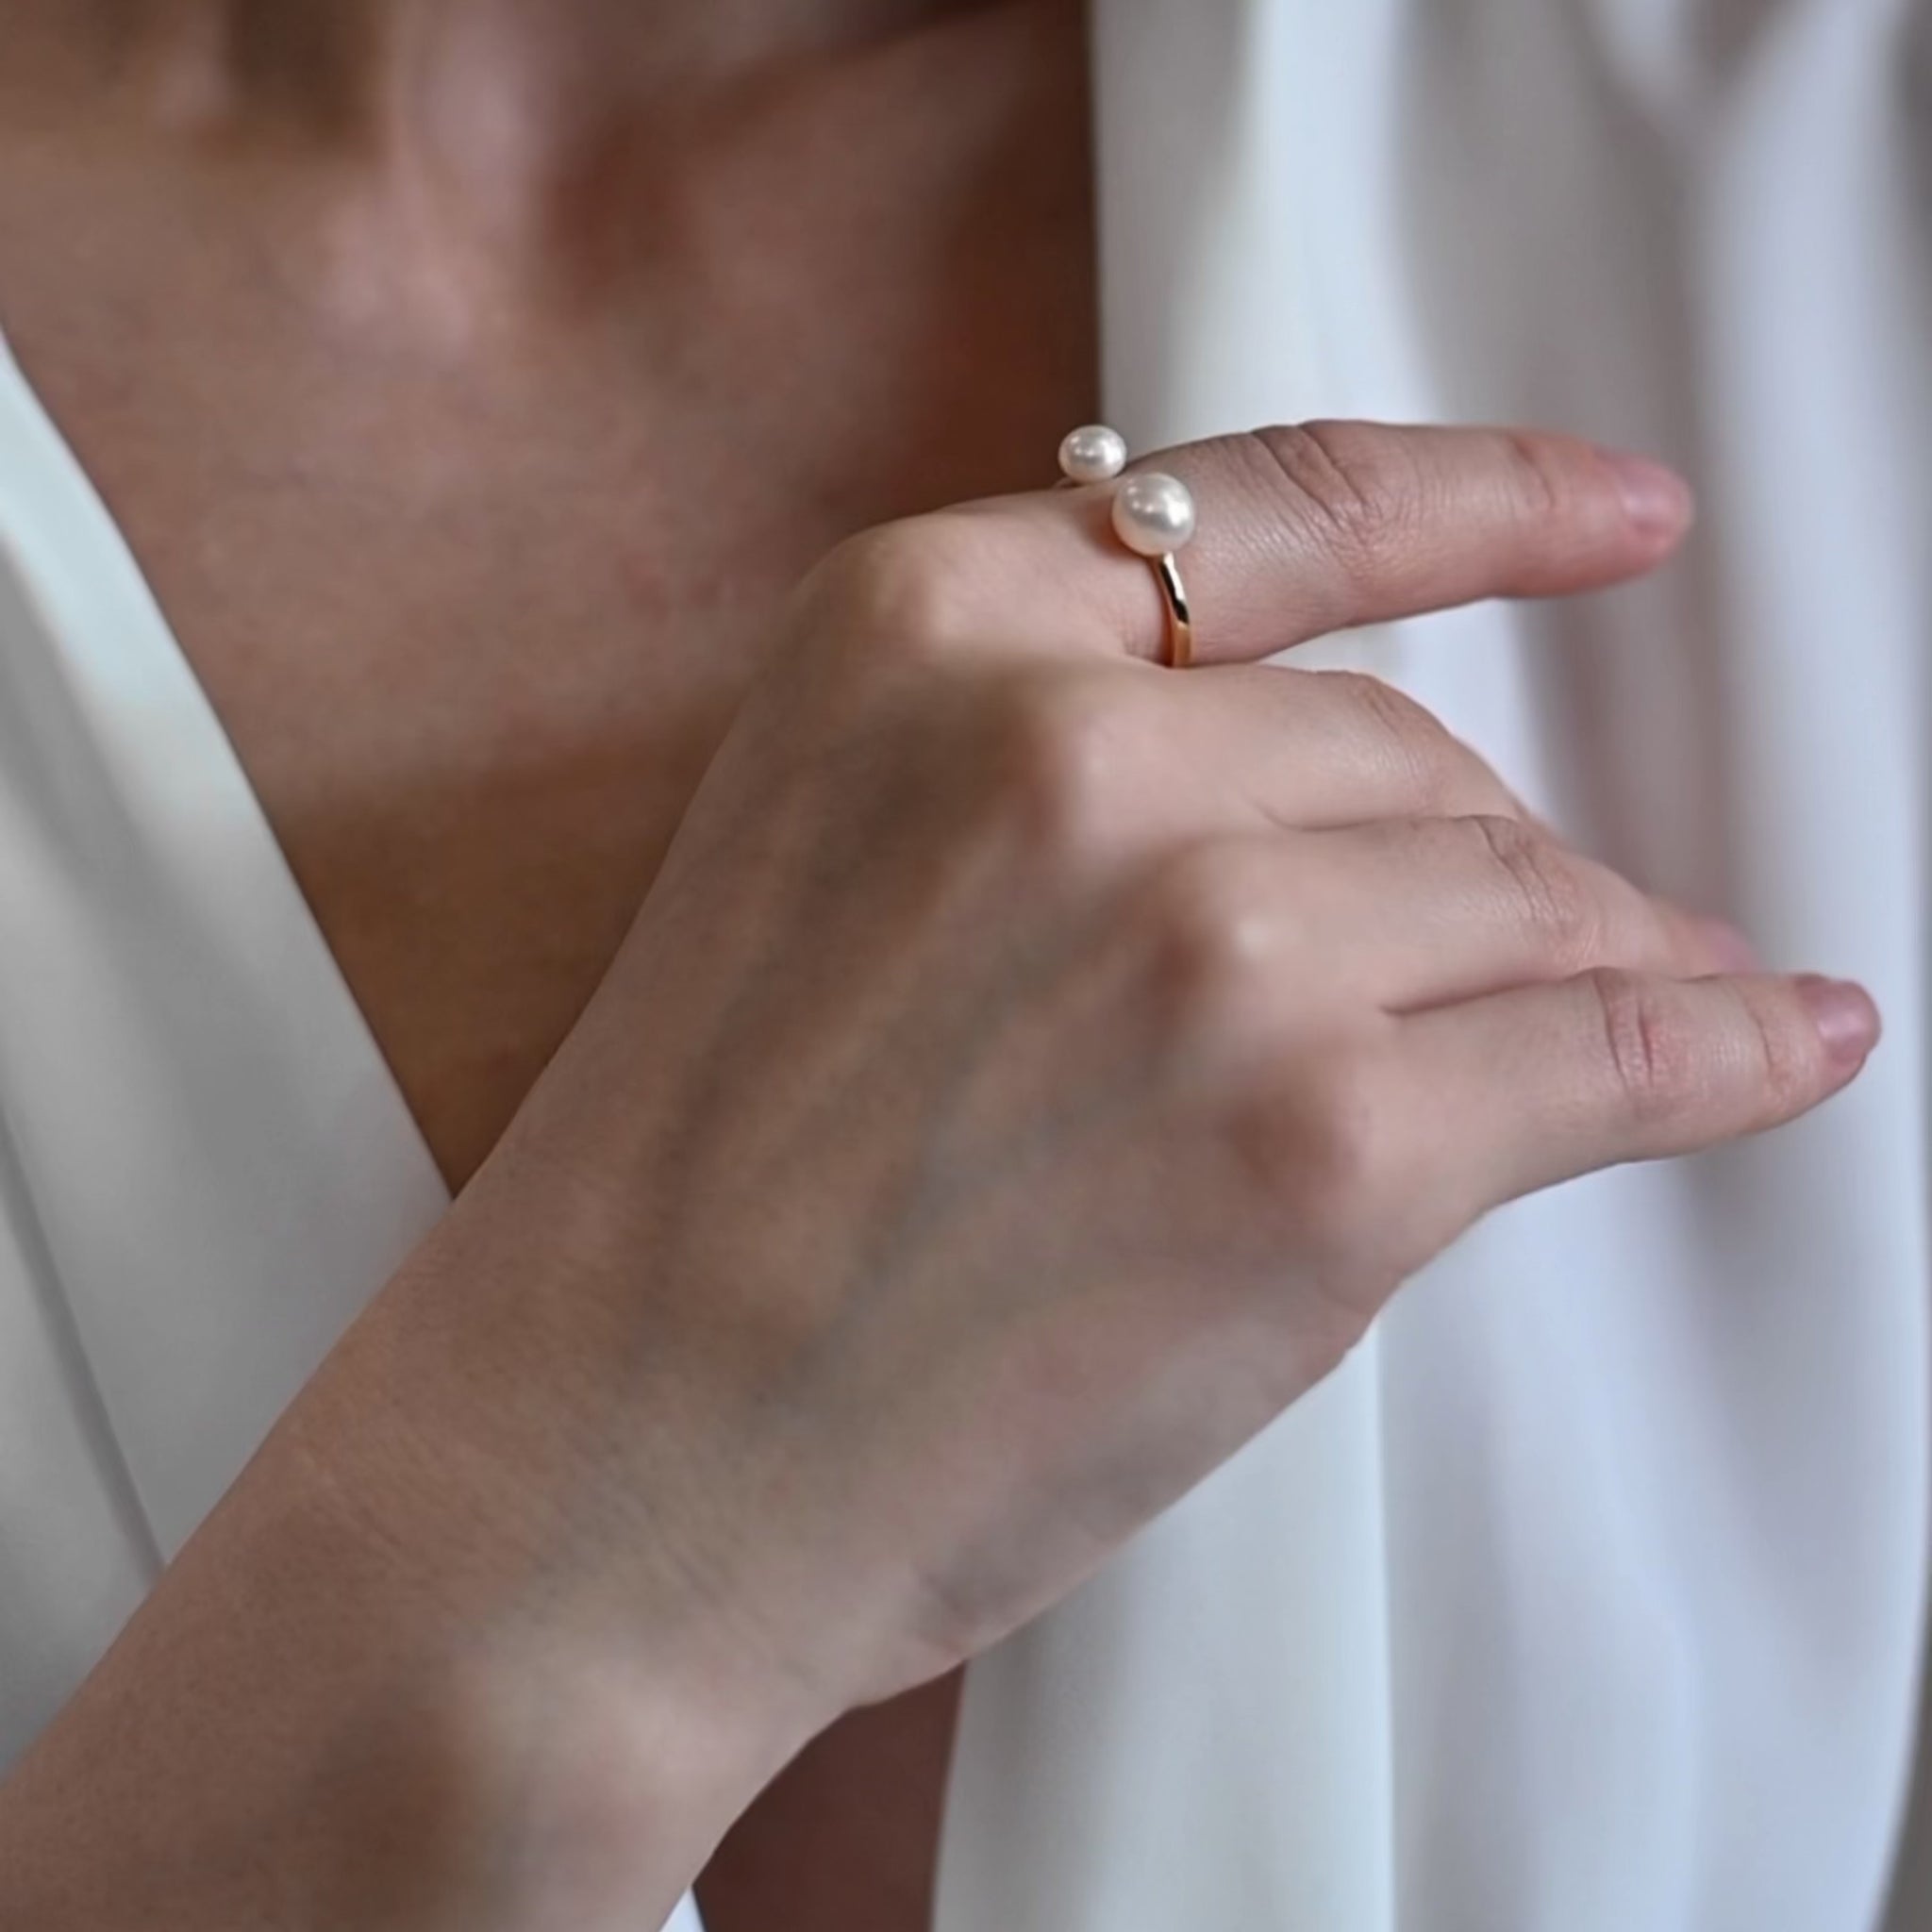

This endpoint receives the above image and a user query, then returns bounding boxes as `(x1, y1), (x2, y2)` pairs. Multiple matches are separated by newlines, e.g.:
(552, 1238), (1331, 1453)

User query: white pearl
(1058, 425), (1128, 485)
(1111, 472), (1197, 557)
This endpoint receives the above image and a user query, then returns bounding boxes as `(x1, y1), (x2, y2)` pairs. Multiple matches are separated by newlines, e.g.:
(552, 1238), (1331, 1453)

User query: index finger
(952, 420), (1693, 665)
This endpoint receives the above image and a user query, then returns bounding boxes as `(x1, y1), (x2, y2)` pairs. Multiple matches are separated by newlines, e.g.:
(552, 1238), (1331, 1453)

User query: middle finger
(1147, 659), (1526, 830)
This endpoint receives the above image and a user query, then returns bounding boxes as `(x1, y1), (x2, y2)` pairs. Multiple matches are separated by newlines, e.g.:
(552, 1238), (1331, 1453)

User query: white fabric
(0, 331), (450, 1754)
(939, 4), (1932, 1929)
(0, 1), (1926, 1927)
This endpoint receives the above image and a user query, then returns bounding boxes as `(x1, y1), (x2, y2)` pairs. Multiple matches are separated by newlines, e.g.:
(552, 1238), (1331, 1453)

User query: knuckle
(1247, 420), (1421, 570)
(1470, 815), (1603, 968)
(1496, 428), (1574, 525)
(1223, 1048), (1400, 1291)
(1318, 670), (1461, 809)
(991, 675), (1129, 856)
(1139, 844), (1275, 1022)
(1293, 1063), (1390, 1239)
(1586, 968), (1699, 1124)
(1734, 981), (1821, 1119)
(793, 515), (983, 659)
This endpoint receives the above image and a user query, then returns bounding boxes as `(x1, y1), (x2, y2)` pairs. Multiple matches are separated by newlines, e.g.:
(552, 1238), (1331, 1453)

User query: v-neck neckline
(0, 329), (449, 1557)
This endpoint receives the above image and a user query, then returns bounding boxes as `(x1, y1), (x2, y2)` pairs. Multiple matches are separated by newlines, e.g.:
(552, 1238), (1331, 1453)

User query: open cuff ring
(1058, 425), (1197, 670)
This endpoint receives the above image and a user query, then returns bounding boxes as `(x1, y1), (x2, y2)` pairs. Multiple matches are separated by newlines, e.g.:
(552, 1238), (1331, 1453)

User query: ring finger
(1164, 819), (1726, 1022)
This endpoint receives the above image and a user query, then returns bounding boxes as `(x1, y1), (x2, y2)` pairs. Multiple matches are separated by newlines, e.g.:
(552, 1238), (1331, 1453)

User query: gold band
(1153, 552), (1193, 671)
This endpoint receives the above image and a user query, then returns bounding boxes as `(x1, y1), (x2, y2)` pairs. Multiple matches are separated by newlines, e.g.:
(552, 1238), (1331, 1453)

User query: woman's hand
(483, 422), (1877, 1726)
(5, 422), (1877, 1932)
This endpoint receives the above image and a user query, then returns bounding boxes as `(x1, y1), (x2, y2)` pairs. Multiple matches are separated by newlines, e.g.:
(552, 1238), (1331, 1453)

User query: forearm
(0, 1181), (810, 1931)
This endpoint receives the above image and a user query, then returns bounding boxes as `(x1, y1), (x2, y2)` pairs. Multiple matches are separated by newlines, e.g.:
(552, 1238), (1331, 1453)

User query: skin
(0, 2), (1091, 1921)
(0, 3), (1883, 1927)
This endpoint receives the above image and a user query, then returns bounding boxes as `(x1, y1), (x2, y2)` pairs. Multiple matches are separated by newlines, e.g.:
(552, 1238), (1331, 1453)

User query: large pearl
(1058, 425), (1129, 485)
(1111, 472), (1197, 557)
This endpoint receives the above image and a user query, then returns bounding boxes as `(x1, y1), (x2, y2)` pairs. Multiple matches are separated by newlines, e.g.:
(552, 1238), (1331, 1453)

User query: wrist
(279, 1223), (831, 1925)
(279, 1404), (819, 1932)
(341, 1622), (805, 1932)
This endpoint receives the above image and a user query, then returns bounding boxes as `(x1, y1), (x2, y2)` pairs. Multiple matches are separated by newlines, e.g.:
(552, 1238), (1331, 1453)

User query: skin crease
(0, 2), (1094, 1924)
(0, 6), (1883, 1931)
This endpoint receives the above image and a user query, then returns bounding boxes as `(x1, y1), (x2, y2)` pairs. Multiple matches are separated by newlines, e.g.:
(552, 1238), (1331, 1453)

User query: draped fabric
(0, 3), (1927, 1927)
(940, 4), (1932, 1927)
(0, 331), (450, 1746)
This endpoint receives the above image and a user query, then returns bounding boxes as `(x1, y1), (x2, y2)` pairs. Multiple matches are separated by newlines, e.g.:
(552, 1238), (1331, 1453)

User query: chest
(0, 2), (1094, 1189)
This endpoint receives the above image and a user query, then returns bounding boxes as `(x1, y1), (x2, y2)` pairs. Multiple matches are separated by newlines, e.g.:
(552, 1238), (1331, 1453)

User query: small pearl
(1111, 473), (1197, 557)
(1058, 425), (1129, 485)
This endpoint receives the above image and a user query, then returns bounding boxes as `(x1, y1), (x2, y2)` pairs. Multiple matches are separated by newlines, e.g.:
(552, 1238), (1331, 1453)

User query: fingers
(1397, 969), (1880, 1221)
(1287, 816), (1728, 1008)
(954, 419), (1694, 665)
(1157, 665), (1525, 828)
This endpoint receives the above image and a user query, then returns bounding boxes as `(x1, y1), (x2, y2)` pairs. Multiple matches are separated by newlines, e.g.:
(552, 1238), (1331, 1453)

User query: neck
(21, 1), (971, 159)
(3, 0), (986, 337)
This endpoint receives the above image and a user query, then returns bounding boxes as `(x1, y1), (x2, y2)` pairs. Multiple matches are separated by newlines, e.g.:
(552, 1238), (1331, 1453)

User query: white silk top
(0, 4), (1927, 1928)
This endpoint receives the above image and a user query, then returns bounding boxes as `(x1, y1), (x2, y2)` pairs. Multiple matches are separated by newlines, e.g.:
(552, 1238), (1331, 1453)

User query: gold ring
(1057, 425), (1199, 670)
(1150, 551), (1194, 671)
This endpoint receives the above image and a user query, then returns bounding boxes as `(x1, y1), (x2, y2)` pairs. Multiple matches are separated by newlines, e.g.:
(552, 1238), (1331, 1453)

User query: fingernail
(1796, 975), (1882, 1067)
(1694, 917), (1760, 973)
(1600, 450), (1695, 536)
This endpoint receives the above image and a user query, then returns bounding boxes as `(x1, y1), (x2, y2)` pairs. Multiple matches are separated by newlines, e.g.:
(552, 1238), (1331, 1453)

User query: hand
(447, 425), (1880, 1746)
(5, 424), (1878, 1932)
